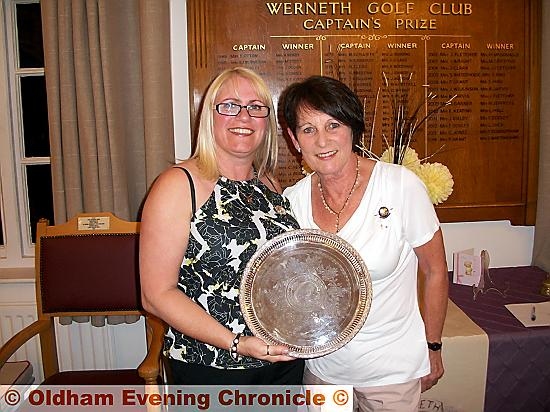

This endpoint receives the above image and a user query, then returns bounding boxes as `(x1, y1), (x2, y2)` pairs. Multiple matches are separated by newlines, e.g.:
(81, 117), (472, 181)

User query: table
(423, 266), (550, 412)
(420, 301), (489, 412)
(449, 266), (550, 412)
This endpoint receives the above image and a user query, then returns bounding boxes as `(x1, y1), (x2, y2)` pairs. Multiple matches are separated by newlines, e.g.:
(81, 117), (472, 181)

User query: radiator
(1, 313), (146, 383)
(0, 309), (116, 381)
(0, 304), (42, 382)
(55, 319), (116, 372)
(54, 318), (146, 372)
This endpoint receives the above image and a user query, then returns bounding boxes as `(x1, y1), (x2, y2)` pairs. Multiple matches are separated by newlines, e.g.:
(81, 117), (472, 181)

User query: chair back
(35, 213), (142, 318)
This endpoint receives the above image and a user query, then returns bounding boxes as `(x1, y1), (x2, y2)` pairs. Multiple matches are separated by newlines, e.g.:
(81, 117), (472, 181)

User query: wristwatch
(427, 341), (442, 351)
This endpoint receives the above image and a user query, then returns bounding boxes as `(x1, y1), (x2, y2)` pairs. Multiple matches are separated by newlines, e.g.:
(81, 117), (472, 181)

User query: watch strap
(427, 341), (442, 351)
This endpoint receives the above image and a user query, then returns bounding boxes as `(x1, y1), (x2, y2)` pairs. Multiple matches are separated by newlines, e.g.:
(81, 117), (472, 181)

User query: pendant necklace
(241, 169), (258, 204)
(317, 155), (360, 233)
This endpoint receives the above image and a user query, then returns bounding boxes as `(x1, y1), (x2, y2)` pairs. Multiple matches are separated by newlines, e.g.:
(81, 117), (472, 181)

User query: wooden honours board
(186, 0), (541, 225)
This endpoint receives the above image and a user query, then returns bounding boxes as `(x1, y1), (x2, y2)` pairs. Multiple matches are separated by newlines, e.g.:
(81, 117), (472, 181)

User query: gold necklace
(317, 155), (360, 232)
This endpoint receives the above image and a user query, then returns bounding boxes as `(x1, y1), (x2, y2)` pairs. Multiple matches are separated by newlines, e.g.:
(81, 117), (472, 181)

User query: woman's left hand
(421, 350), (444, 392)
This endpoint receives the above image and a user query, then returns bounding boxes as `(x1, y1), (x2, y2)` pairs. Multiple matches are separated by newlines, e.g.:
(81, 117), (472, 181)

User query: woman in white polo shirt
(281, 75), (449, 411)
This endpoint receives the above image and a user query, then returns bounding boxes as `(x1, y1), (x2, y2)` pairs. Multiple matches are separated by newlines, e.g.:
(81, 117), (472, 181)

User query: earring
(297, 147), (301, 153)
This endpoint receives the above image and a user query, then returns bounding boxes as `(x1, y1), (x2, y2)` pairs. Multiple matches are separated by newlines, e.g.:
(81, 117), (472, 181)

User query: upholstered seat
(41, 369), (143, 385)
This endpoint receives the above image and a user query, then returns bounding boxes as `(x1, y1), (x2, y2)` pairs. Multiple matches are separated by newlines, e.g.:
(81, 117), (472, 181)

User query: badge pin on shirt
(376, 206), (391, 229)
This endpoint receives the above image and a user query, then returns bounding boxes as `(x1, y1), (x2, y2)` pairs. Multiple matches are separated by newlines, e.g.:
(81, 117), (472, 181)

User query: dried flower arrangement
(358, 72), (456, 205)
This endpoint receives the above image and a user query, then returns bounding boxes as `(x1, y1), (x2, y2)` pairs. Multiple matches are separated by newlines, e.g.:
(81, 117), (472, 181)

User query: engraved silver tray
(240, 229), (372, 358)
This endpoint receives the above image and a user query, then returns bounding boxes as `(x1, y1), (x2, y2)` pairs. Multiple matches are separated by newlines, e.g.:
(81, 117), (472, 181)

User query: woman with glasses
(140, 67), (304, 384)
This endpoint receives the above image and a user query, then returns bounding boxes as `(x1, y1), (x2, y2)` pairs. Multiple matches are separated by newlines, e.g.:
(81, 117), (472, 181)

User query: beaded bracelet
(229, 333), (242, 361)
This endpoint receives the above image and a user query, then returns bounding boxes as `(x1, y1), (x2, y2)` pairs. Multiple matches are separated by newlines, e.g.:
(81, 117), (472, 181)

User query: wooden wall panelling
(185, 0), (541, 225)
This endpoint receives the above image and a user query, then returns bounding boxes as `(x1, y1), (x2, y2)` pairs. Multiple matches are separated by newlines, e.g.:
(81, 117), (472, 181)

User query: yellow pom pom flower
(380, 146), (421, 172)
(415, 162), (454, 205)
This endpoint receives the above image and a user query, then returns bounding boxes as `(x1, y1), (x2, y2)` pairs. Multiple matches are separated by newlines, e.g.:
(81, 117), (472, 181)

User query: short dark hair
(281, 76), (365, 146)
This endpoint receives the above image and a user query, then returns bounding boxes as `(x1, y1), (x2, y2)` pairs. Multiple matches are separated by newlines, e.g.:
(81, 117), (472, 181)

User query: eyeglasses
(215, 102), (270, 118)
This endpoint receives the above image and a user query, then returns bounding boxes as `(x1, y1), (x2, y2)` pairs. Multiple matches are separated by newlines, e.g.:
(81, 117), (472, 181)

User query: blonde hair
(192, 67), (278, 180)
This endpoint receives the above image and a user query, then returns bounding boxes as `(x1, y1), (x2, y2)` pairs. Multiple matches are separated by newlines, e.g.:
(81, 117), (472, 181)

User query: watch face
(428, 342), (442, 351)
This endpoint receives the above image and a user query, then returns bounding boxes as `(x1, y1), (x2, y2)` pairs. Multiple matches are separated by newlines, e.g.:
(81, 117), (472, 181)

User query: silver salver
(240, 229), (372, 358)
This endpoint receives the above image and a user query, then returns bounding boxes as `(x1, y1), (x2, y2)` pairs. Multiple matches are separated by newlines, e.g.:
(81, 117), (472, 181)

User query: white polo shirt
(283, 161), (439, 386)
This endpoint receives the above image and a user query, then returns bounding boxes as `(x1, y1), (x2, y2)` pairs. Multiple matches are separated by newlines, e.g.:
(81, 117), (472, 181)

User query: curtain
(533, 0), (550, 272)
(41, 0), (174, 224)
(41, 0), (174, 325)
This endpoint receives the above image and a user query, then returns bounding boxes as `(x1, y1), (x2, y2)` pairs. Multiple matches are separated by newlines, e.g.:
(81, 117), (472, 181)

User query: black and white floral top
(164, 174), (300, 369)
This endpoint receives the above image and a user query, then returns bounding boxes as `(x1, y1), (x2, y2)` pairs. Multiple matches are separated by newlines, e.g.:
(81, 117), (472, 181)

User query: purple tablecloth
(449, 266), (550, 412)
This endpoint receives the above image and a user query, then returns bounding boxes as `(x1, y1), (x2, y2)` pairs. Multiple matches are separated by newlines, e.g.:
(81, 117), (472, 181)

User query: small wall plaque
(77, 216), (110, 231)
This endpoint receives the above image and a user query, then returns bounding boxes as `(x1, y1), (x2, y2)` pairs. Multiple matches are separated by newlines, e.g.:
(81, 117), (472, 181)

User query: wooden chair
(0, 212), (166, 385)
